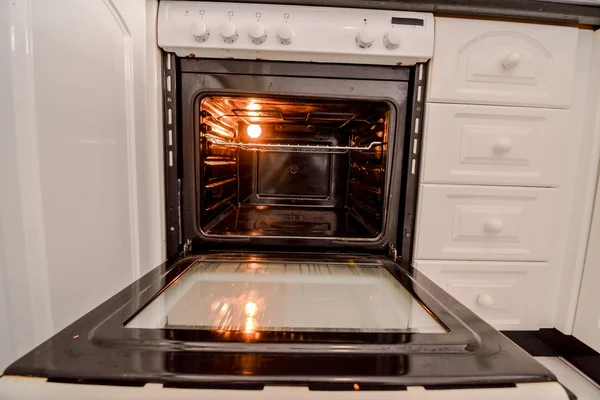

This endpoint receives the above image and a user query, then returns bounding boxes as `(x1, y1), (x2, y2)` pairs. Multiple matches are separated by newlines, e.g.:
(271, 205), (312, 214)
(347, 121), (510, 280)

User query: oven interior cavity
(198, 95), (392, 240)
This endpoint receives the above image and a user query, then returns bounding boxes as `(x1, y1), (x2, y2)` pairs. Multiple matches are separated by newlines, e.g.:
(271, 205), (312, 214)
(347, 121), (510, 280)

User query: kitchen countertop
(172, 0), (600, 27)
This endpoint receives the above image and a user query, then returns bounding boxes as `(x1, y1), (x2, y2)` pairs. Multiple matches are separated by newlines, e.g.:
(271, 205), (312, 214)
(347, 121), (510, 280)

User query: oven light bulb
(247, 124), (262, 139)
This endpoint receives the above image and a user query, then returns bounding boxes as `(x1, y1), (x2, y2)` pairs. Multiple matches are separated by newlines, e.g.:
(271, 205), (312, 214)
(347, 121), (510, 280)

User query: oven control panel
(158, 1), (433, 66)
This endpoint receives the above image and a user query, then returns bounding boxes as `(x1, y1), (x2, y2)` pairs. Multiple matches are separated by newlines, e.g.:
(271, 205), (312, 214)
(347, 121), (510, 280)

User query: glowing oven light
(245, 301), (258, 317)
(247, 124), (262, 139)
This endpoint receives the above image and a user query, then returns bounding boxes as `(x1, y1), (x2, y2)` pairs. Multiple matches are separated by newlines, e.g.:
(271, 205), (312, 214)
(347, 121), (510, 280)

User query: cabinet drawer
(414, 260), (551, 330)
(415, 185), (559, 261)
(428, 17), (578, 108)
(421, 103), (569, 186)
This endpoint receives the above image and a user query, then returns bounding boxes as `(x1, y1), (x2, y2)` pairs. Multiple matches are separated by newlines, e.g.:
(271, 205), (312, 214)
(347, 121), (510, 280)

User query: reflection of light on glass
(245, 317), (256, 332)
(239, 353), (259, 375)
(245, 301), (258, 317)
(247, 124), (261, 139)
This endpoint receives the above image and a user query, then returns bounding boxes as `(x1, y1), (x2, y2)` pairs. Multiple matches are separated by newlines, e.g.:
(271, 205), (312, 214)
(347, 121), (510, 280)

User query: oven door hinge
(389, 244), (399, 261)
(183, 239), (192, 256)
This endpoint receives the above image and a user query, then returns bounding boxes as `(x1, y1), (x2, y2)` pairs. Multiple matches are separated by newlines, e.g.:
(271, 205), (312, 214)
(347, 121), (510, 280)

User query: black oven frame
(162, 55), (426, 260)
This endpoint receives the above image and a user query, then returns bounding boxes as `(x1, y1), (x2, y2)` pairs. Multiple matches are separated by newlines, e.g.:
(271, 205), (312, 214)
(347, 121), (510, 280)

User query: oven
(169, 58), (416, 257)
(0, 1), (570, 399)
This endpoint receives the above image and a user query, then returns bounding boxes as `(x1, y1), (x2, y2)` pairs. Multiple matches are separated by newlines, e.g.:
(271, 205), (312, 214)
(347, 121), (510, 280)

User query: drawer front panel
(414, 260), (551, 330)
(415, 185), (559, 261)
(428, 17), (578, 108)
(421, 103), (569, 186)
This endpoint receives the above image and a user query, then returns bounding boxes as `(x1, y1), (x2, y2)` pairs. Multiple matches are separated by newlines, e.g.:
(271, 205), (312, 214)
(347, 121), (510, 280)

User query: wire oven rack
(205, 135), (384, 154)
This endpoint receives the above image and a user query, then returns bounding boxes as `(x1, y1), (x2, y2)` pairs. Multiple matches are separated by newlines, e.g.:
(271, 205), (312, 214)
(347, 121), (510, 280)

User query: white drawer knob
(493, 138), (513, 154)
(477, 294), (494, 308)
(503, 52), (521, 69)
(485, 218), (504, 234)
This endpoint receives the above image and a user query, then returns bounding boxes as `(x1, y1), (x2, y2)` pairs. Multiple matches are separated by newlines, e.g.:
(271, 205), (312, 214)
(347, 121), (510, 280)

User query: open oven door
(2, 252), (568, 399)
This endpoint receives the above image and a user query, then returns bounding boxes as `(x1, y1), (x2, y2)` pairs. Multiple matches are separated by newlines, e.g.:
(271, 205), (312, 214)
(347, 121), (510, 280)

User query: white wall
(553, 29), (600, 334)
(0, 0), (164, 371)
(572, 29), (600, 352)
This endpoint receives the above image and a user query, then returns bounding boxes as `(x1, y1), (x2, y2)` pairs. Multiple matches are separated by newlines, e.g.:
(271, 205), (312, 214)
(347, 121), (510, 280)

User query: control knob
(383, 30), (401, 50)
(356, 28), (374, 49)
(219, 21), (238, 43)
(277, 24), (295, 45)
(248, 22), (267, 44)
(191, 21), (210, 43)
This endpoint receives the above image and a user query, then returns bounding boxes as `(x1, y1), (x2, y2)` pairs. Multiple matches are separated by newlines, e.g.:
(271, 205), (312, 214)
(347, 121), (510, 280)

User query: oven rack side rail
(205, 134), (385, 154)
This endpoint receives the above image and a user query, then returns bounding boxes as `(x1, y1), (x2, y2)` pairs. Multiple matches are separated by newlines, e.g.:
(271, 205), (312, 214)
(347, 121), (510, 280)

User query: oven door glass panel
(125, 260), (446, 333)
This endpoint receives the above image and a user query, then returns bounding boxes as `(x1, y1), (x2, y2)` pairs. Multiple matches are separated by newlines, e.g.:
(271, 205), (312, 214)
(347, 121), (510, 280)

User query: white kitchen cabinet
(421, 103), (569, 187)
(420, 19), (598, 332)
(0, 0), (163, 371)
(428, 17), (578, 108)
(415, 184), (559, 261)
(414, 260), (552, 330)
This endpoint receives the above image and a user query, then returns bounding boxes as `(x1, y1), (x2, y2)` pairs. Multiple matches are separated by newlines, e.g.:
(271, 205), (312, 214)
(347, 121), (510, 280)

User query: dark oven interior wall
(199, 131), (238, 228)
(348, 109), (390, 238)
(238, 127), (347, 208)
